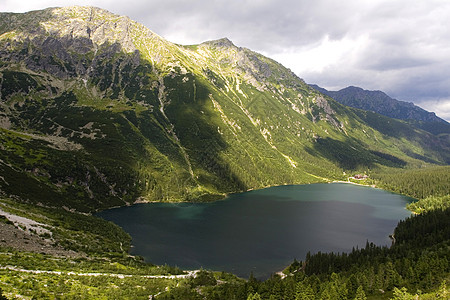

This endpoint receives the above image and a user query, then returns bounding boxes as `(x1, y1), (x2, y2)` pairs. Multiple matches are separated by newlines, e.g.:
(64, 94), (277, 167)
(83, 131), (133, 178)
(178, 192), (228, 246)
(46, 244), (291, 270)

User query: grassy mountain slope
(0, 6), (449, 299)
(0, 6), (448, 214)
(1, 165), (448, 299)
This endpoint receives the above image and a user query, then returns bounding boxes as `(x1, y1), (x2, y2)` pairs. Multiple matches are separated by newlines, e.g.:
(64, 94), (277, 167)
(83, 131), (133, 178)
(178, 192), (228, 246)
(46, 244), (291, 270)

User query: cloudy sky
(3, 0), (450, 121)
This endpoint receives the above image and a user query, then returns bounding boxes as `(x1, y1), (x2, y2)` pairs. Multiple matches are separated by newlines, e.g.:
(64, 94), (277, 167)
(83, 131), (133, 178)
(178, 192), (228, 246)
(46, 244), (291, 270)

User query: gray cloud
(2, 0), (450, 121)
(112, 0), (362, 51)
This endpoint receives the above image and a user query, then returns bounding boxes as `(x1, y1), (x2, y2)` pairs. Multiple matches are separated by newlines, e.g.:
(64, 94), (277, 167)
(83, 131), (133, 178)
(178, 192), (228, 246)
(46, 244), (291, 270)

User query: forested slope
(0, 6), (449, 300)
(0, 6), (449, 213)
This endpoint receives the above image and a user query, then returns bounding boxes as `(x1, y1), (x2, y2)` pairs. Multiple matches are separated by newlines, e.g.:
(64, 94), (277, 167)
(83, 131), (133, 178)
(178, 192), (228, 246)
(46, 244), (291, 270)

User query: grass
(0, 7), (449, 299)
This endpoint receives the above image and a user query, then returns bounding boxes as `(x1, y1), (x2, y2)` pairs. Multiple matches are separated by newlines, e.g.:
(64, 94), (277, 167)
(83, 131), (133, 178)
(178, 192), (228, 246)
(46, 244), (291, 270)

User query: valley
(0, 6), (449, 299)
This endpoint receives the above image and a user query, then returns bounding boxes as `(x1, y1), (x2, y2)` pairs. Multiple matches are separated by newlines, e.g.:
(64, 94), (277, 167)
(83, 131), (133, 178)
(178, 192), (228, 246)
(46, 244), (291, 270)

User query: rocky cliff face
(1, 7), (151, 51)
(0, 7), (448, 212)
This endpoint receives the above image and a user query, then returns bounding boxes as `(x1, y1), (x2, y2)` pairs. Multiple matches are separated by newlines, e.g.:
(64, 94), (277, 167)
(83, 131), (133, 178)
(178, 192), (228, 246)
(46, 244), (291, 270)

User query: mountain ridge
(0, 6), (449, 212)
(0, 7), (449, 300)
(310, 84), (450, 135)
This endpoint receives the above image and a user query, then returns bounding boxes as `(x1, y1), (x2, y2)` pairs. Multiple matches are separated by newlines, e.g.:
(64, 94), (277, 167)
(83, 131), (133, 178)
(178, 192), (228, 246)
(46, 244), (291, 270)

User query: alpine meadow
(0, 6), (449, 299)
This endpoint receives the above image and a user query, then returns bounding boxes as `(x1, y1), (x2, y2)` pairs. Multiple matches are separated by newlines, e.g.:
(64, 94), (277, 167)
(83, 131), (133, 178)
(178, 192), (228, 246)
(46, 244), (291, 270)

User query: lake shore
(98, 183), (412, 280)
(332, 180), (377, 188)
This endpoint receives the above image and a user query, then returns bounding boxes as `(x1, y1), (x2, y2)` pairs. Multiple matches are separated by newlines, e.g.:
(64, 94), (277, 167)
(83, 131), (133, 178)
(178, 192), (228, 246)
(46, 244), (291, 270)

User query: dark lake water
(97, 183), (413, 279)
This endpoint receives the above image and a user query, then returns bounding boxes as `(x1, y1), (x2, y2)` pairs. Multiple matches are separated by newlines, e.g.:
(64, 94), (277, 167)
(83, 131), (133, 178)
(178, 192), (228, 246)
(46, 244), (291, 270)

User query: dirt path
(0, 265), (198, 279)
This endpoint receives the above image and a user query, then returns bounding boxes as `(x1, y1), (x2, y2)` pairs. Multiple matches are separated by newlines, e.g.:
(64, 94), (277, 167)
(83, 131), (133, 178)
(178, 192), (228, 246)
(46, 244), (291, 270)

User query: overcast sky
(3, 0), (450, 121)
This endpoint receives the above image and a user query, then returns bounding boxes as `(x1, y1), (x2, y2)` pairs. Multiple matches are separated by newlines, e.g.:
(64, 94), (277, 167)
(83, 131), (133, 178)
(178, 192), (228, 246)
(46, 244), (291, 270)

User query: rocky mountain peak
(201, 37), (236, 48)
(311, 84), (450, 134)
(0, 6), (163, 54)
(43, 6), (144, 53)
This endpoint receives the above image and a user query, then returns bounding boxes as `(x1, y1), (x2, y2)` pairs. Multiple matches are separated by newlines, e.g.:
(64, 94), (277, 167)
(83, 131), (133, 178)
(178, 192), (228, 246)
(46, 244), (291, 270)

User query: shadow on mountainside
(306, 137), (407, 170)
(0, 33), (248, 210)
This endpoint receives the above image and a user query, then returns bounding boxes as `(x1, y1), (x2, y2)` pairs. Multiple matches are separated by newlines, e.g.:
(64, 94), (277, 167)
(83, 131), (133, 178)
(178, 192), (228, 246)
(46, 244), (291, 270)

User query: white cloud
(268, 34), (369, 74)
(416, 99), (450, 122)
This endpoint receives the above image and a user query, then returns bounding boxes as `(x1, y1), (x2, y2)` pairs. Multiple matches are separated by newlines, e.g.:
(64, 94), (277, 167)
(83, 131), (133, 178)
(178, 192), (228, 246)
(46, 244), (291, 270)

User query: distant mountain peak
(310, 84), (450, 134)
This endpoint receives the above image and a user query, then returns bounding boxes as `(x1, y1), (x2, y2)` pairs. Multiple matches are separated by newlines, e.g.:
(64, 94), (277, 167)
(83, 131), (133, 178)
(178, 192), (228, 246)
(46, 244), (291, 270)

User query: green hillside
(0, 6), (449, 299)
(0, 6), (448, 212)
(0, 163), (448, 299)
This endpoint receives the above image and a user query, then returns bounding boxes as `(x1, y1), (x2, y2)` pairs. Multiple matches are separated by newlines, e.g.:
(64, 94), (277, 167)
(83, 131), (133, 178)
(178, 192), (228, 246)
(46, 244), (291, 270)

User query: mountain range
(310, 84), (450, 135)
(0, 6), (449, 212)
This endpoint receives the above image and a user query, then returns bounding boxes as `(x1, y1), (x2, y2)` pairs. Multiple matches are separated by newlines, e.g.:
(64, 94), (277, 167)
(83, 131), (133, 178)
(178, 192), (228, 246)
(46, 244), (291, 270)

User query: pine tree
(295, 281), (314, 300)
(436, 281), (449, 299)
(284, 280), (296, 300)
(354, 286), (367, 300)
(391, 287), (414, 300)
(347, 274), (359, 298)
(0, 288), (8, 300)
(247, 292), (262, 300)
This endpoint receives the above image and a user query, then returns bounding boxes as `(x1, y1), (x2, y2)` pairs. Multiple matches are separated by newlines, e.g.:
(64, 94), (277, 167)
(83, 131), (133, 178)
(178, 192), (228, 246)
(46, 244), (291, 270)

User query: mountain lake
(96, 183), (413, 279)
